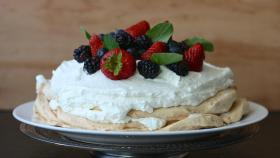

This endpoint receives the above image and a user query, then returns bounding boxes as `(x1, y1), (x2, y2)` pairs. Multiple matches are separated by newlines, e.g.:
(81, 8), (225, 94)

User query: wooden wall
(0, 0), (280, 110)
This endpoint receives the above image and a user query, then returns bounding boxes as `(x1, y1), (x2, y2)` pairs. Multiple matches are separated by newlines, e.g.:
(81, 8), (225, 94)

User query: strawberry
(89, 34), (103, 56)
(184, 43), (205, 72)
(125, 20), (150, 38)
(140, 42), (167, 60)
(100, 48), (136, 80)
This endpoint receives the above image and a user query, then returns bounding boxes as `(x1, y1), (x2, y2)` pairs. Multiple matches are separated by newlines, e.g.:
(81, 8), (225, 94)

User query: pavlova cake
(34, 20), (249, 131)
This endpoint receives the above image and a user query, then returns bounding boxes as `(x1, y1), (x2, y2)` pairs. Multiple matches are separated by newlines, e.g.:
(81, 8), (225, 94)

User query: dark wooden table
(1, 111), (279, 158)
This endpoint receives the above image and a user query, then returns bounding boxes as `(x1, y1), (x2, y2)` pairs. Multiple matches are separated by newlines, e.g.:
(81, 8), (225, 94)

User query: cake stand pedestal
(19, 123), (259, 158)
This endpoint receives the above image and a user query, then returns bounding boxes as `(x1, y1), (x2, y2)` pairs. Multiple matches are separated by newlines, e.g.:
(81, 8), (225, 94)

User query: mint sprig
(103, 34), (120, 50)
(151, 53), (183, 65)
(146, 22), (174, 43)
(80, 26), (91, 40)
(184, 37), (214, 52)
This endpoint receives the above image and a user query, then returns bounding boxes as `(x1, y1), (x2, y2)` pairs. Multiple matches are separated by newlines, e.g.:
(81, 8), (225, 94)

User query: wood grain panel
(0, 0), (279, 110)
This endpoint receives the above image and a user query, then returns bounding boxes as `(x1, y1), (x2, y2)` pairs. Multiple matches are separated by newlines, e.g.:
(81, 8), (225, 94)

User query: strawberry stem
(105, 52), (123, 76)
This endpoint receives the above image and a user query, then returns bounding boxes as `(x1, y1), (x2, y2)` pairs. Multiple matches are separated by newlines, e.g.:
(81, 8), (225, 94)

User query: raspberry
(83, 57), (100, 74)
(166, 60), (189, 76)
(73, 45), (92, 63)
(137, 60), (160, 79)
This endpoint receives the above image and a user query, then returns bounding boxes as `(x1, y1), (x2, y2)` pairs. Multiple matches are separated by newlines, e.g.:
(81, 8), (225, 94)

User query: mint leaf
(184, 36), (214, 52)
(80, 26), (91, 40)
(151, 53), (183, 65)
(146, 22), (174, 43)
(103, 34), (120, 50)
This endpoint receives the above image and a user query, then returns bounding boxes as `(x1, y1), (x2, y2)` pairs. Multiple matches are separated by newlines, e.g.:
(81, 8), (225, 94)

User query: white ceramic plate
(13, 101), (268, 144)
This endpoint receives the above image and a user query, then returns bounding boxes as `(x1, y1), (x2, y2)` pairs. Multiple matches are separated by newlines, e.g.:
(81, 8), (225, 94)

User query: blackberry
(167, 40), (187, 54)
(83, 57), (100, 74)
(134, 35), (152, 49)
(115, 29), (133, 49)
(96, 48), (107, 58)
(137, 60), (160, 79)
(73, 45), (92, 63)
(166, 61), (189, 76)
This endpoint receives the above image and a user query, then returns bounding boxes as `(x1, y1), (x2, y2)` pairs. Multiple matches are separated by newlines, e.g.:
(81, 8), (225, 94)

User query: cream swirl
(36, 60), (233, 125)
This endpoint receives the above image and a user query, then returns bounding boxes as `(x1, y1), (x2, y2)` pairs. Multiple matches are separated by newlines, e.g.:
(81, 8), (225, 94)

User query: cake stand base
(19, 123), (260, 158)
(90, 151), (189, 158)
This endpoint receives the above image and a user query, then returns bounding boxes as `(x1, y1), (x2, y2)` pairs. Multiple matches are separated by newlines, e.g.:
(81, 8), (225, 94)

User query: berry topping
(134, 35), (152, 49)
(115, 29), (133, 49)
(167, 40), (188, 54)
(89, 34), (103, 56)
(83, 57), (100, 74)
(166, 60), (189, 76)
(78, 21), (214, 79)
(96, 48), (107, 58)
(184, 43), (205, 72)
(138, 60), (160, 79)
(127, 47), (141, 59)
(73, 45), (92, 63)
(125, 20), (150, 37)
(141, 42), (167, 60)
(101, 48), (136, 80)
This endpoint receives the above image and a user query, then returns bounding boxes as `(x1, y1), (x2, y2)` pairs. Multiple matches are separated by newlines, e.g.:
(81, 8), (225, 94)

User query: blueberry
(115, 29), (133, 49)
(96, 48), (107, 58)
(180, 41), (188, 52)
(134, 35), (152, 49)
(98, 33), (105, 40)
(167, 40), (187, 54)
(109, 32), (116, 39)
(127, 47), (143, 59)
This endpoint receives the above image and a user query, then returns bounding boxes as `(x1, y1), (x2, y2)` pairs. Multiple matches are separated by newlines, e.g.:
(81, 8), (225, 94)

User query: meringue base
(33, 86), (249, 131)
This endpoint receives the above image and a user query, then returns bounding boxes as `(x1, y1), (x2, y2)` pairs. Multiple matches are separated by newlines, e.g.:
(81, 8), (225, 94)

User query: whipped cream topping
(36, 59), (234, 128)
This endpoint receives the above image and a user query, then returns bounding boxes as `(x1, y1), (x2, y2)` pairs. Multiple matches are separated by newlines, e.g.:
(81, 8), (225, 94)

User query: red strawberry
(101, 48), (136, 80)
(125, 20), (150, 38)
(89, 34), (103, 56)
(141, 42), (167, 60)
(184, 43), (205, 72)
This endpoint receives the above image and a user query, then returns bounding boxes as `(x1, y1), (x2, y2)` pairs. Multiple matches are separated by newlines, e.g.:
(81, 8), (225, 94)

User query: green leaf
(104, 52), (123, 76)
(146, 22), (174, 43)
(80, 26), (91, 40)
(151, 53), (183, 65)
(103, 34), (120, 50)
(184, 36), (214, 52)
